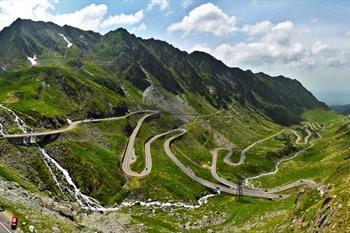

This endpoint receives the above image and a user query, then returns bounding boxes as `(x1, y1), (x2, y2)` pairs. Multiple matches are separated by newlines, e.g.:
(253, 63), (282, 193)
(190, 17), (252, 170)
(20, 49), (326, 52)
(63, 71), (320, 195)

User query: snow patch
(27, 55), (37, 66)
(59, 33), (73, 48)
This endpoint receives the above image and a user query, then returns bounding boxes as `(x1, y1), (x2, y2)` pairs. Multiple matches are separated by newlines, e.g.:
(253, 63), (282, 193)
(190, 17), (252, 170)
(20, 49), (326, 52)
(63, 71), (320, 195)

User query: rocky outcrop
(311, 193), (350, 233)
(312, 196), (335, 232)
(0, 177), (137, 232)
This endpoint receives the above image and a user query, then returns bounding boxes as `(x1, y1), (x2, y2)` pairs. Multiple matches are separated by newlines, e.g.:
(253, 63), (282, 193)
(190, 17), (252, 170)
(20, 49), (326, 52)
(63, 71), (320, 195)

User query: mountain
(0, 18), (348, 233)
(0, 18), (100, 63)
(332, 104), (350, 115)
(0, 18), (327, 126)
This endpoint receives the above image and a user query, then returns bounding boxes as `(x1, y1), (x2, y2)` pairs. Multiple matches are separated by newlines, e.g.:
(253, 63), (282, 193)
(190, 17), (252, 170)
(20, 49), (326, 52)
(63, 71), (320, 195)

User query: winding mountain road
(224, 129), (287, 166)
(224, 127), (312, 167)
(210, 148), (237, 189)
(263, 179), (316, 193)
(121, 111), (159, 177)
(207, 122), (319, 193)
(1, 105), (323, 201)
(163, 129), (284, 199)
(1, 110), (154, 139)
(211, 148), (316, 194)
(243, 125), (316, 189)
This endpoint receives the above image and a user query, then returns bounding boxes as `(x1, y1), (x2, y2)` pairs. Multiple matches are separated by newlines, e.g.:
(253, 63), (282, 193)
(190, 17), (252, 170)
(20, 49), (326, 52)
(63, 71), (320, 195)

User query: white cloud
(346, 31), (350, 37)
(0, 0), (145, 32)
(0, 0), (55, 30)
(147, 0), (169, 11)
(50, 4), (108, 31)
(131, 23), (147, 33)
(167, 3), (237, 36)
(241, 20), (272, 36)
(181, 0), (193, 8)
(101, 10), (144, 28)
(214, 20), (346, 70)
(311, 41), (329, 54)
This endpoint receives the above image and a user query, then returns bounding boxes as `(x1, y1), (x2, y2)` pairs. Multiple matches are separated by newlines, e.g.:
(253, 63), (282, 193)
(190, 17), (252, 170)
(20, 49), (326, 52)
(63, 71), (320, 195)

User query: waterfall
(0, 104), (105, 210)
(0, 121), (4, 136)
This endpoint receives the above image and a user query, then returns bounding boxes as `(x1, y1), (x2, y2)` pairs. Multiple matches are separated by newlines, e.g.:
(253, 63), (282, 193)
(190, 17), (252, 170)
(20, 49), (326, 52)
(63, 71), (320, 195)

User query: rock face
(58, 206), (75, 221)
(0, 178), (135, 233)
(312, 196), (334, 232)
(80, 213), (141, 233)
(142, 85), (195, 122)
(311, 194), (350, 233)
(36, 116), (67, 130)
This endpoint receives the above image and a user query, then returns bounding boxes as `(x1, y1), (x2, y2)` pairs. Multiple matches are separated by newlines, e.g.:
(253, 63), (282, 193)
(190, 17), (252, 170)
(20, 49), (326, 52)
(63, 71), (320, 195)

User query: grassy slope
(127, 114), (207, 202)
(215, 134), (291, 182)
(45, 119), (130, 205)
(256, 117), (347, 187)
(0, 67), (126, 120)
(174, 98), (286, 183)
(0, 103), (347, 233)
(0, 63), (347, 232)
(0, 163), (38, 193)
(128, 114), (349, 233)
(302, 108), (339, 124)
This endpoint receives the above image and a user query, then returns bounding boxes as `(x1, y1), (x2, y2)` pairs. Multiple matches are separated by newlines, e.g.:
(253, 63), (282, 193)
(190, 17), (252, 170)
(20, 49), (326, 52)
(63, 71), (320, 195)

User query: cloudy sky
(0, 0), (349, 105)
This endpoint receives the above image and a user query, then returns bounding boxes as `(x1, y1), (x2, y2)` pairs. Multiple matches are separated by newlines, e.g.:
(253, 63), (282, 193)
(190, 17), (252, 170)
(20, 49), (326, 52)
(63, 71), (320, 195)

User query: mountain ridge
(0, 18), (328, 126)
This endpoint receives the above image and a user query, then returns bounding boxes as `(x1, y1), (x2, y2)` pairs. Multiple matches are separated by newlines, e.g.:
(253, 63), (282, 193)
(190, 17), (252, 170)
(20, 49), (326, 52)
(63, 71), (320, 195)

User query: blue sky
(0, 0), (349, 105)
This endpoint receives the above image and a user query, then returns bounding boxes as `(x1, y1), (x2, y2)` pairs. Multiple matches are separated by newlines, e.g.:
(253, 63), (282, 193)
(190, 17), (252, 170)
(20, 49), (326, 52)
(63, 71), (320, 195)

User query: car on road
(11, 216), (18, 230)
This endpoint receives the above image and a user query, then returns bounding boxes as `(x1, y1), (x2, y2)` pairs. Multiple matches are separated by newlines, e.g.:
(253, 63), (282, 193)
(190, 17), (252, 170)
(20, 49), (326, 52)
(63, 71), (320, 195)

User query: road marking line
(0, 220), (12, 233)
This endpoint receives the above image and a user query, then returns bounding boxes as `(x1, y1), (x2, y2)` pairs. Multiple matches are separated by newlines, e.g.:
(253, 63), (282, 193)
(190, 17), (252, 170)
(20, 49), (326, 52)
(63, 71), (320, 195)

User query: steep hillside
(0, 67), (127, 130)
(0, 18), (327, 126)
(97, 30), (327, 125)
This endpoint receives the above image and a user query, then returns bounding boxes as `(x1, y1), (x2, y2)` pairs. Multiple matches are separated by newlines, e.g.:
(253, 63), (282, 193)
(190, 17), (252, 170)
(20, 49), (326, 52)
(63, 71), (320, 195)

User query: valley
(0, 102), (347, 232)
(0, 18), (348, 233)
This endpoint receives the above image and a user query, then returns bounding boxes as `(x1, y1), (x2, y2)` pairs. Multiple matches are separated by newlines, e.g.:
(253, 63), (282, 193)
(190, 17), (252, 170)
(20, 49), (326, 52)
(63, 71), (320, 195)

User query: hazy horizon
(315, 92), (350, 106)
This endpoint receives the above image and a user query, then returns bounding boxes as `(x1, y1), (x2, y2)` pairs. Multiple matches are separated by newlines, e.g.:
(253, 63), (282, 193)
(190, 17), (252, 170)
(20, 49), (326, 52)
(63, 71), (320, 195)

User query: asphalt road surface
(163, 128), (284, 199)
(243, 125), (317, 190)
(0, 213), (14, 233)
(121, 111), (159, 177)
(1, 110), (154, 139)
(211, 148), (316, 195)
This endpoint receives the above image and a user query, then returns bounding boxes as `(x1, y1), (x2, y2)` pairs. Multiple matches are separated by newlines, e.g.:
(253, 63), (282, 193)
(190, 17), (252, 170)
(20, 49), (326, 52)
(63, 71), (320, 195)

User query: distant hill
(332, 104), (350, 115)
